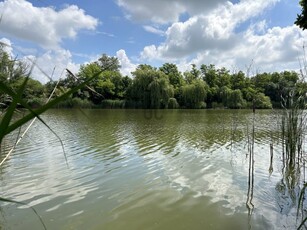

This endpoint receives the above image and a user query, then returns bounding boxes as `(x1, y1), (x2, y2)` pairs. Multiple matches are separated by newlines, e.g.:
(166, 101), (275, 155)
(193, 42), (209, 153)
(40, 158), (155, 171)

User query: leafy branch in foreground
(295, 0), (307, 30)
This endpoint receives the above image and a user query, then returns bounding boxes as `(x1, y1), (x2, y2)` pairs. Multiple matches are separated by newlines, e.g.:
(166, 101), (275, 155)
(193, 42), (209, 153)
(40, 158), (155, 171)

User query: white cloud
(24, 49), (80, 83)
(116, 0), (228, 24)
(96, 31), (116, 37)
(182, 24), (307, 74)
(141, 0), (279, 60)
(143, 25), (165, 36)
(137, 0), (306, 73)
(116, 49), (137, 77)
(0, 0), (98, 49)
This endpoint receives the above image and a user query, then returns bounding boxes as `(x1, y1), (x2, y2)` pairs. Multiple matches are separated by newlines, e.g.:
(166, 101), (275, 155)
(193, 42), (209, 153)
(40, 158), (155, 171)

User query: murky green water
(0, 109), (305, 229)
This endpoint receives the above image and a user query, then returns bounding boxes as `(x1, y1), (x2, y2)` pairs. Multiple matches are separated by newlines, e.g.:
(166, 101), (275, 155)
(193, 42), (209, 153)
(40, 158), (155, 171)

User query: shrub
(99, 100), (126, 109)
(168, 98), (179, 109)
(27, 97), (45, 108)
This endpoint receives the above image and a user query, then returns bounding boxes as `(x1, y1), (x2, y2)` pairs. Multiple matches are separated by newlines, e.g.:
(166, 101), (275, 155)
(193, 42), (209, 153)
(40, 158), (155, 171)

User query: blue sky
(0, 0), (305, 82)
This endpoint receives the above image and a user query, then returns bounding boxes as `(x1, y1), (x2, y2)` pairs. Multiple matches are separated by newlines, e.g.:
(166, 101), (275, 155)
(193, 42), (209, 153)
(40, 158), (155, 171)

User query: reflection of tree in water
(275, 164), (302, 214)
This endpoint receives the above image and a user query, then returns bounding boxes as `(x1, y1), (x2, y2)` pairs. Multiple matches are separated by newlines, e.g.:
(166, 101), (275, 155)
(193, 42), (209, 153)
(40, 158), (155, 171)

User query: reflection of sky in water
(0, 109), (304, 230)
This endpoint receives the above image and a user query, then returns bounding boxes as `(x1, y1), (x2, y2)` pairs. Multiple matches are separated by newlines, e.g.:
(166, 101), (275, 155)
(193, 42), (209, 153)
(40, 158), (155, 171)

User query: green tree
(231, 71), (247, 90)
(0, 47), (28, 83)
(128, 65), (173, 108)
(77, 62), (103, 103)
(254, 92), (272, 109)
(200, 64), (231, 107)
(97, 54), (121, 72)
(220, 86), (232, 107)
(251, 72), (271, 93)
(11, 77), (45, 107)
(184, 64), (200, 84)
(77, 60), (126, 103)
(226, 89), (246, 109)
(159, 63), (184, 89)
(180, 79), (207, 109)
(201, 64), (218, 88)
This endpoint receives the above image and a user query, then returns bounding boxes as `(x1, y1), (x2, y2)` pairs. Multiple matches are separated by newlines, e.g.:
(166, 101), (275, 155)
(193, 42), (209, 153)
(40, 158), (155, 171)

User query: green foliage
(0, 48), (27, 83)
(69, 60), (305, 110)
(295, 0), (307, 30)
(226, 89), (246, 109)
(200, 64), (232, 108)
(181, 79), (207, 108)
(168, 98), (179, 109)
(76, 59), (129, 103)
(231, 71), (247, 90)
(99, 99), (126, 109)
(160, 63), (184, 89)
(56, 98), (93, 108)
(11, 77), (45, 100)
(253, 93), (272, 109)
(0, 46), (305, 110)
(128, 65), (174, 108)
(0, 70), (102, 142)
(201, 64), (218, 88)
(211, 102), (224, 109)
(183, 64), (201, 84)
(27, 97), (45, 108)
(97, 53), (121, 72)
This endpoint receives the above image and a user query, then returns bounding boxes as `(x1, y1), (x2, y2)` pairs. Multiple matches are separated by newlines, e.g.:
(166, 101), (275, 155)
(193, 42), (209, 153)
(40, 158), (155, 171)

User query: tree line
(1, 48), (307, 110)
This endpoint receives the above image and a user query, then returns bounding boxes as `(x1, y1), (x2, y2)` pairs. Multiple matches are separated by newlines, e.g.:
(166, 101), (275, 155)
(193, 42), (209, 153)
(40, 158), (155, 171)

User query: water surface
(0, 109), (304, 229)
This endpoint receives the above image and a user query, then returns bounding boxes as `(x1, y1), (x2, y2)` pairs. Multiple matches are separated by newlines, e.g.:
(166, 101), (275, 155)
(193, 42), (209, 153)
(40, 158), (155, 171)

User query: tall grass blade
(0, 69), (102, 139)
(297, 183), (307, 218)
(0, 77), (29, 143)
(0, 80), (67, 166)
(298, 217), (307, 230)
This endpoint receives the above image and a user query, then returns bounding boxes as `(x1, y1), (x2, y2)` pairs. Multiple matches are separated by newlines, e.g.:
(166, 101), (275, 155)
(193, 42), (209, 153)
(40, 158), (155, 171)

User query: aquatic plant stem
(246, 112), (255, 229)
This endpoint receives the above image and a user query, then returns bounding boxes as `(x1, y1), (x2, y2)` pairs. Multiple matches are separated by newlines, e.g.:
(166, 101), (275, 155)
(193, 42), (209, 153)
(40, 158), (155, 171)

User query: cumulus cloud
(24, 49), (80, 83)
(116, 49), (137, 77)
(0, 0), (98, 49)
(141, 0), (279, 60)
(116, 0), (228, 24)
(179, 24), (307, 74)
(137, 0), (305, 73)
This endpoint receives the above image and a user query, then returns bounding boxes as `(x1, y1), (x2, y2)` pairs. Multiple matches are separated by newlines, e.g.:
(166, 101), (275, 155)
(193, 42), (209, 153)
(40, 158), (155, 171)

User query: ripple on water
(0, 109), (303, 230)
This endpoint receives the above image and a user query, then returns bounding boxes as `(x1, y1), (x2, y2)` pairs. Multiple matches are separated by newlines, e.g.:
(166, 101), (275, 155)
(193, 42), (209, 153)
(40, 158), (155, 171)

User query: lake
(0, 109), (305, 229)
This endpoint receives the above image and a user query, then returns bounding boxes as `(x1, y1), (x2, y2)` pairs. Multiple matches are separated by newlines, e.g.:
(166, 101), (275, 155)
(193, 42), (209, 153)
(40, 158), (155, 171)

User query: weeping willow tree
(148, 75), (174, 109)
(129, 65), (174, 109)
(181, 79), (207, 109)
(225, 89), (246, 109)
(149, 78), (161, 109)
(159, 77), (174, 108)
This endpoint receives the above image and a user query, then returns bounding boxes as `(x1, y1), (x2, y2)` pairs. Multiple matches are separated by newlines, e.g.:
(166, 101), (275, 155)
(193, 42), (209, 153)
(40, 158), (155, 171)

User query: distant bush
(168, 98), (179, 109)
(254, 93), (273, 109)
(55, 98), (93, 108)
(27, 97), (45, 108)
(99, 100), (126, 109)
(211, 102), (225, 109)
(197, 101), (206, 109)
(124, 100), (143, 109)
(71, 98), (93, 108)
